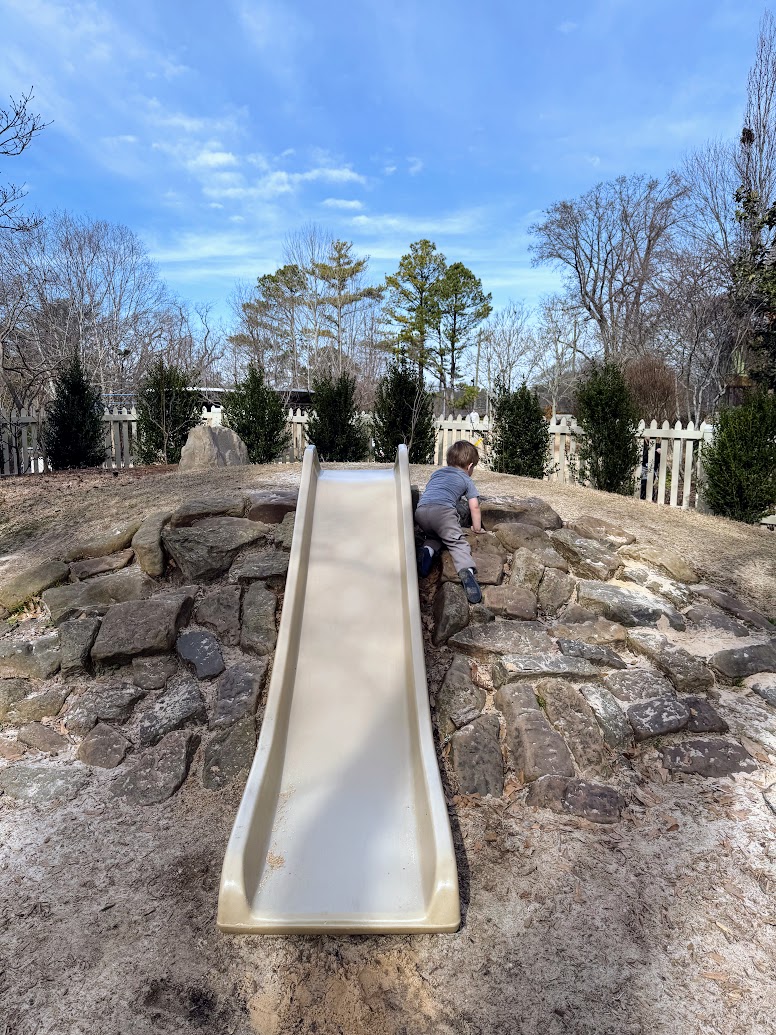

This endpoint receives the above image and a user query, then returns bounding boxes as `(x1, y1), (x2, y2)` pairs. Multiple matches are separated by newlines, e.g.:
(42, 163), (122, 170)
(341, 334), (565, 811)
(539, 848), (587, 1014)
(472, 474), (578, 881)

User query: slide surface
(217, 445), (460, 934)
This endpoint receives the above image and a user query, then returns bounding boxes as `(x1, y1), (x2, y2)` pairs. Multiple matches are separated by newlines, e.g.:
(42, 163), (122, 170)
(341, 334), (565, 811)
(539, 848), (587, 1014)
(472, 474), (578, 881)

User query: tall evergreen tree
(575, 362), (640, 494)
(430, 261), (492, 410)
(135, 359), (200, 465)
(372, 360), (436, 463)
(490, 380), (549, 478)
(306, 372), (369, 461)
(702, 391), (776, 523)
(45, 353), (106, 470)
(313, 240), (383, 372)
(384, 239), (447, 378)
(224, 363), (290, 463)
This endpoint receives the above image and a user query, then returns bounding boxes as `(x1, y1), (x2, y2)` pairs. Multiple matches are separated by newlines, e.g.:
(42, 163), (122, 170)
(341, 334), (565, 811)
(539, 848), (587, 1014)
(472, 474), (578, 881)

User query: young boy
(415, 440), (484, 603)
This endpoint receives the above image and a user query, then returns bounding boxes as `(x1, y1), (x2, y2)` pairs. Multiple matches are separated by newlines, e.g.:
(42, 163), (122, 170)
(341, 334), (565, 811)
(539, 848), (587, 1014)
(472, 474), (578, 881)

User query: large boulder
(0, 560), (70, 612)
(549, 529), (620, 581)
(161, 517), (267, 582)
(440, 532), (507, 585)
(577, 581), (685, 631)
(617, 543), (698, 584)
(178, 425), (249, 470)
(134, 682), (207, 747)
(618, 565), (692, 610)
(481, 498), (562, 531)
(578, 683), (634, 751)
(91, 591), (194, 666)
(43, 568), (156, 626)
(565, 516), (635, 549)
(491, 523), (569, 571)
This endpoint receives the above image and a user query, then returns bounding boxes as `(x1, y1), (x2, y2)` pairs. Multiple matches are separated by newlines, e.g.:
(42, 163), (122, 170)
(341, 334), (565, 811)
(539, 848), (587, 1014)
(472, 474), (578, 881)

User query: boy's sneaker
(417, 545), (436, 578)
(458, 567), (482, 604)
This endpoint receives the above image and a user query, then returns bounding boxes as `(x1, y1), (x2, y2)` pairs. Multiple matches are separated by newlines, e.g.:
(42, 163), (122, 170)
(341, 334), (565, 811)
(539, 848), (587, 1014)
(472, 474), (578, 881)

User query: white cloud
(407, 156), (424, 176)
(384, 164), (397, 175)
(188, 149), (240, 170)
(558, 20), (578, 33)
(350, 208), (482, 236)
(322, 198), (364, 210)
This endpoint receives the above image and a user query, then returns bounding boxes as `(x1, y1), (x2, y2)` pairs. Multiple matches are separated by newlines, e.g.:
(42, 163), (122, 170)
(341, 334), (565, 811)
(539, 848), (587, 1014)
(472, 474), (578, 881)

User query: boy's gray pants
(415, 503), (475, 572)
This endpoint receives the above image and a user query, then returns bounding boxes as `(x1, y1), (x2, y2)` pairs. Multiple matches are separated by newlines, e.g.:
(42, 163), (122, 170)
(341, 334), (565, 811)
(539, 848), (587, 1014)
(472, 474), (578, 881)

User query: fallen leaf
(700, 971), (728, 982)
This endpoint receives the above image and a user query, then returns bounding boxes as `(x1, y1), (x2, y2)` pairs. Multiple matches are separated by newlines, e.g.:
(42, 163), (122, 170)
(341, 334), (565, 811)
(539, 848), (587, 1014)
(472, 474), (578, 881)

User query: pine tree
(223, 363), (290, 463)
(702, 391), (776, 523)
(575, 362), (640, 494)
(45, 353), (106, 470)
(490, 380), (549, 478)
(135, 359), (201, 465)
(306, 372), (370, 461)
(372, 360), (436, 463)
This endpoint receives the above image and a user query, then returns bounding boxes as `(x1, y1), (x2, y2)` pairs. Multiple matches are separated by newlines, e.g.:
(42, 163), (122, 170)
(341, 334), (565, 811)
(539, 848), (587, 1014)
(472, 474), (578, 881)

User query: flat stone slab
(448, 622), (555, 661)
(619, 565), (693, 610)
(91, 591), (194, 666)
(0, 560), (70, 612)
(537, 678), (607, 772)
(526, 775), (624, 823)
(481, 585), (537, 621)
(578, 683), (634, 751)
(537, 568), (577, 616)
(685, 605), (748, 638)
(176, 630), (225, 680)
(134, 682), (207, 747)
(491, 523), (569, 571)
(2, 682), (71, 725)
(210, 661), (268, 729)
(240, 582), (277, 656)
(557, 638), (627, 669)
(684, 696), (729, 734)
(577, 581), (685, 631)
(494, 683), (575, 780)
(202, 718), (257, 790)
(627, 697), (689, 741)
(509, 548), (545, 593)
(195, 585), (242, 646)
(565, 516), (635, 548)
(492, 653), (598, 687)
(0, 634), (61, 680)
(441, 533), (507, 585)
(433, 582), (470, 645)
(161, 517), (267, 582)
(17, 722), (68, 754)
(662, 738), (756, 777)
(169, 496), (247, 527)
(481, 498), (563, 531)
(131, 511), (173, 577)
(449, 714), (504, 796)
(112, 730), (200, 805)
(692, 585), (774, 633)
(229, 549), (289, 585)
(69, 549), (134, 581)
(77, 723), (131, 768)
(131, 655), (178, 691)
(617, 543), (698, 584)
(743, 673), (776, 707)
(245, 490), (298, 524)
(43, 568), (156, 626)
(64, 682), (147, 736)
(59, 617), (101, 677)
(710, 642), (776, 680)
(626, 628), (715, 694)
(64, 520), (142, 562)
(603, 669), (676, 703)
(0, 763), (90, 802)
(549, 528), (620, 581)
(550, 611), (627, 645)
(436, 655), (485, 738)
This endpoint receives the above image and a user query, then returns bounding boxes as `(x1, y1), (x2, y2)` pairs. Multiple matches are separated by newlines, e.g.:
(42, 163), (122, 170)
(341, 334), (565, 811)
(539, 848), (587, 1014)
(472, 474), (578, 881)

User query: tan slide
(217, 445), (460, 934)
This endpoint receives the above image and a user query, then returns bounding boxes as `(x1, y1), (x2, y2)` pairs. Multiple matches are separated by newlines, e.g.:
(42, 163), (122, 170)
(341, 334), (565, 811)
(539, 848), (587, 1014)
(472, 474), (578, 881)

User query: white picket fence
(0, 406), (714, 510)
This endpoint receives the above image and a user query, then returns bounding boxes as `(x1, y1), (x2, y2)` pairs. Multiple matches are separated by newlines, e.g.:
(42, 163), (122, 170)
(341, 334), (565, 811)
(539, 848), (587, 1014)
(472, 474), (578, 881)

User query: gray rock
(64, 520), (142, 562)
(549, 528), (621, 581)
(627, 697), (690, 741)
(577, 581), (685, 631)
(492, 653), (598, 687)
(178, 425), (248, 470)
(161, 517), (267, 582)
(617, 543), (698, 584)
(0, 763), (89, 802)
(0, 633), (61, 679)
(0, 738), (25, 760)
(194, 585), (242, 647)
(17, 722), (68, 754)
(229, 549), (289, 585)
(64, 683), (146, 736)
(684, 696), (729, 734)
(134, 682), (207, 747)
(59, 617), (101, 677)
(710, 642), (776, 680)
(0, 560), (70, 611)
(744, 673), (776, 706)
(565, 516), (635, 548)
(69, 549), (134, 581)
(448, 621), (555, 661)
(43, 568), (156, 625)
(468, 602), (495, 625)
(433, 581), (470, 645)
(131, 511), (173, 577)
(692, 585), (774, 633)
(240, 582), (277, 656)
(169, 496), (247, 527)
(112, 729), (200, 804)
(271, 511), (296, 550)
(436, 655), (485, 738)
(77, 723), (131, 768)
(626, 628), (715, 694)
(440, 533), (507, 585)
(550, 611), (627, 645)
(536, 678), (608, 772)
(176, 630), (225, 680)
(91, 591), (194, 666)
(131, 655), (178, 691)
(509, 548), (545, 593)
(492, 522), (569, 571)
(481, 497), (563, 531)
(526, 775), (624, 823)
(481, 585), (537, 620)
(603, 668), (676, 703)
(0, 677), (32, 721)
(245, 490), (298, 524)
(619, 565), (693, 609)
(494, 682), (574, 781)
(449, 714), (504, 796)
(685, 605), (749, 638)
(2, 682), (72, 725)
(662, 738), (756, 778)
(578, 683), (634, 751)
(210, 661), (268, 729)
(537, 568), (577, 617)
(202, 718), (256, 789)
(557, 639), (627, 669)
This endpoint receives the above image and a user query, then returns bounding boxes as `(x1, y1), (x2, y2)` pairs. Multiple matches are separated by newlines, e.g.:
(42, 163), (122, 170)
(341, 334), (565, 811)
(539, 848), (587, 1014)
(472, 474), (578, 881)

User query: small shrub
(575, 362), (640, 495)
(45, 353), (106, 470)
(702, 392), (776, 523)
(372, 360), (436, 463)
(223, 364), (290, 463)
(490, 380), (550, 478)
(136, 359), (201, 465)
(306, 372), (370, 462)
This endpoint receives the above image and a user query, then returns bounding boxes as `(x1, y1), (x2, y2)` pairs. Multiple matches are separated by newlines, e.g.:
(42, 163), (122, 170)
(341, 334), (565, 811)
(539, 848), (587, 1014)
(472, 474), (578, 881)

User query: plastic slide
(217, 445), (460, 934)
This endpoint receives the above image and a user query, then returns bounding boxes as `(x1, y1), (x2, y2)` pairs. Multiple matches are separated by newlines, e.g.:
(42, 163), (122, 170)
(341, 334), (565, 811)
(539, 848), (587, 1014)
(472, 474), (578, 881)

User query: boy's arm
(468, 496), (483, 533)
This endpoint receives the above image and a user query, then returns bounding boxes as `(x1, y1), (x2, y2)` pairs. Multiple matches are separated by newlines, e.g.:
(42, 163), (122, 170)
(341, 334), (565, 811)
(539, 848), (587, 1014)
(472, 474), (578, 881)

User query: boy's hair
(446, 440), (479, 469)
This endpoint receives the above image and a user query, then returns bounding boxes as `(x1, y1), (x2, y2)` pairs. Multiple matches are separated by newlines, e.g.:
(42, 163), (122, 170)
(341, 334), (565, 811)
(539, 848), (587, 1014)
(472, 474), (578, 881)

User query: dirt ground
(1, 464), (776, 1035)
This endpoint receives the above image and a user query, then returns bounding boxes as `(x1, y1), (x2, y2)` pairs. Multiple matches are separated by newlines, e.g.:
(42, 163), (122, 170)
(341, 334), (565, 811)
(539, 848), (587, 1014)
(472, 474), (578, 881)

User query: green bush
(702, 392), (776, 523)
(490, 380), (550, 478)
(575, 362), (640, 494)
(45, 353), (106, 470)
(223, 363), (290, 463)
(306, 372), (370, 462)
(136, 359), (201, 465)
(372, 360), (436, 462)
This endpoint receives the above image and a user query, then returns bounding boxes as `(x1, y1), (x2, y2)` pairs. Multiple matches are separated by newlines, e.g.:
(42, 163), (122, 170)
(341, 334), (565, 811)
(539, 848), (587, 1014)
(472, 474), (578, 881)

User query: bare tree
(737, 11), (776, 220)
(478, 301), (537, 401)
(0, 89), (48, 233)
(532, 295), (592, 417)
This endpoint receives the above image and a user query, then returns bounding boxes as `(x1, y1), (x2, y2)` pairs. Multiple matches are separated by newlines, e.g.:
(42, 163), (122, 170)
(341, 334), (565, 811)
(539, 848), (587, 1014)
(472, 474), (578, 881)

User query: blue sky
(1, 0), (768, 322)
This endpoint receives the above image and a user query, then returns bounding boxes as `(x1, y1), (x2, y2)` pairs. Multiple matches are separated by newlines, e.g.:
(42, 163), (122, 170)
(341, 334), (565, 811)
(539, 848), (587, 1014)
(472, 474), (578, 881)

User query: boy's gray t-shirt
(417, 467), (479, 510)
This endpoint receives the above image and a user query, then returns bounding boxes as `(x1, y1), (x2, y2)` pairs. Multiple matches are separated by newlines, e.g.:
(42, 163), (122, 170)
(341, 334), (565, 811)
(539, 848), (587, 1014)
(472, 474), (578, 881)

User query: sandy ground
(1, 464), (776, 1035)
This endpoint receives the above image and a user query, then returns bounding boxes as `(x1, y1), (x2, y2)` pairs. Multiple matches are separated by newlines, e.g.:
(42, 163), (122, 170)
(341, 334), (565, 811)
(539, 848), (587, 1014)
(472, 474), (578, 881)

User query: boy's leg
(414, 507), (443, 577)
(429, 505), (476, 572)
